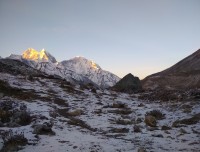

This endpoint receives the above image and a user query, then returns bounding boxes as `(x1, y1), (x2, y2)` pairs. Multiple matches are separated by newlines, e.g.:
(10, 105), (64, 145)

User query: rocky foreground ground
(0, 73), (199, 152)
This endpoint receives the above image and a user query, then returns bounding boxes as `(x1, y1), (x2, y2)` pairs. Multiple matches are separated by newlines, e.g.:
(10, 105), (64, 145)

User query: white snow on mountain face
(7, 48), (120, 88)
(59, 56), (120, 87)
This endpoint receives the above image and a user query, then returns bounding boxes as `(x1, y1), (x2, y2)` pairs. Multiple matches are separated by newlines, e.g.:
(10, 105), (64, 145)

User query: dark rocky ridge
(0, 58), (45, 77)
(142, 49), (200, 90)
(111, 73), (142, 93)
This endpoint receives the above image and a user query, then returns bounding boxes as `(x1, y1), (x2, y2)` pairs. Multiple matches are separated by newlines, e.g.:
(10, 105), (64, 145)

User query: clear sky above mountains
(0, 0), (200, 79)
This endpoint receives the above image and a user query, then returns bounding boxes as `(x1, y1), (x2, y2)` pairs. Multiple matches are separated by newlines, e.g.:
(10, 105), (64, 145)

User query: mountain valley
(0, 48), (199, 152)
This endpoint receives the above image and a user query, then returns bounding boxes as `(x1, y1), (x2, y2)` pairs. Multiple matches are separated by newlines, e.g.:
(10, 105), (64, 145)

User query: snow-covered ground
(0, 72), (199, 152)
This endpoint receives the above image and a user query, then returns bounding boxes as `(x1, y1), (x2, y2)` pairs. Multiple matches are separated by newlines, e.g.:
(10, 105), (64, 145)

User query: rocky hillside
(142, 49), (200, 90)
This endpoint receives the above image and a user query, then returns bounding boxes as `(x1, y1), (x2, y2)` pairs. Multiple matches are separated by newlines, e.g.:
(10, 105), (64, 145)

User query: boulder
(67, 109), (83, 117)
(145, 115), (157, 127)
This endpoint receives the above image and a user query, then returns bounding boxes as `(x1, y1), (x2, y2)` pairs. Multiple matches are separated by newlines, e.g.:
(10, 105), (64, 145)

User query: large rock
(142, 49), (200, 90)
(112, 73), (142, 93)
(145, 115), (157, 127)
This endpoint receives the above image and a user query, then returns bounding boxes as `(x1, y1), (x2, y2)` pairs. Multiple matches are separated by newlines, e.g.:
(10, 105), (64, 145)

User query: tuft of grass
(0, 80), (22, 97)
(1, 130), (28, 152)
(0, 100), (32, 127)
(0, 109), (11, 123)
(146, 110), (165, 120)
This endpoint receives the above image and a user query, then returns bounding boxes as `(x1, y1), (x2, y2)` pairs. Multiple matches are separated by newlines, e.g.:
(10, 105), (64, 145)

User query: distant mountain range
(7, 48), (120, 88)
(142, 49), (200, 90)
(3, 48), (200, 91)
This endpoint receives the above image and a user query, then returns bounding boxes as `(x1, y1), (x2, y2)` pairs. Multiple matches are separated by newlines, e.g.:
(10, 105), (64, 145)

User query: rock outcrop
(112, 73), (142, 93)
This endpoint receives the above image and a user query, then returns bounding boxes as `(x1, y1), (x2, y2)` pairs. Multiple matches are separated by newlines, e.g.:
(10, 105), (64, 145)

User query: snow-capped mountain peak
(22, 48), (57, 63)
(6, 48), (120, 88)
(67, 56), (101, 70)
(60, 57), (120, 87)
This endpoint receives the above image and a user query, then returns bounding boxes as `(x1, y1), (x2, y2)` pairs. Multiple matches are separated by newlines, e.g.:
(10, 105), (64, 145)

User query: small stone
(116, 119), (132, 125)
(152, 134), (164, 138)
(68, 109), (83, 117)
(73, 146), (78, 149)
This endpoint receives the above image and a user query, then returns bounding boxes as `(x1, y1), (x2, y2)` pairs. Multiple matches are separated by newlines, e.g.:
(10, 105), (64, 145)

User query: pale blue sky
(0, 0), (200, 79)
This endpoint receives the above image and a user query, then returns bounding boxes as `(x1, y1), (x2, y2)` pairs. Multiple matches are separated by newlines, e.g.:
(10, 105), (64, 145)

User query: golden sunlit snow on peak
(91, 61), (99, 69)
(22, 48), (49, 62)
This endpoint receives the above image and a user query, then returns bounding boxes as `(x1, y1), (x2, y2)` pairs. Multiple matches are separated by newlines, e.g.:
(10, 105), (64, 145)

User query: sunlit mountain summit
(22, 48), (57, 63)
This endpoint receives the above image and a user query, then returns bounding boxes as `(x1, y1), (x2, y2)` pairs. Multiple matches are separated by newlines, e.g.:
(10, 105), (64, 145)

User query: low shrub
(146, 110), (165, 120)
(0, 100), (32, 127)
(0, 109), (11, 123)
(1, 130), (28, 152)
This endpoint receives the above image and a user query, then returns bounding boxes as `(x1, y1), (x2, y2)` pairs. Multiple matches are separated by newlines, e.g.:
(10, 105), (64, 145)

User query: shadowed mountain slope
(142, 49), (200, 90)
